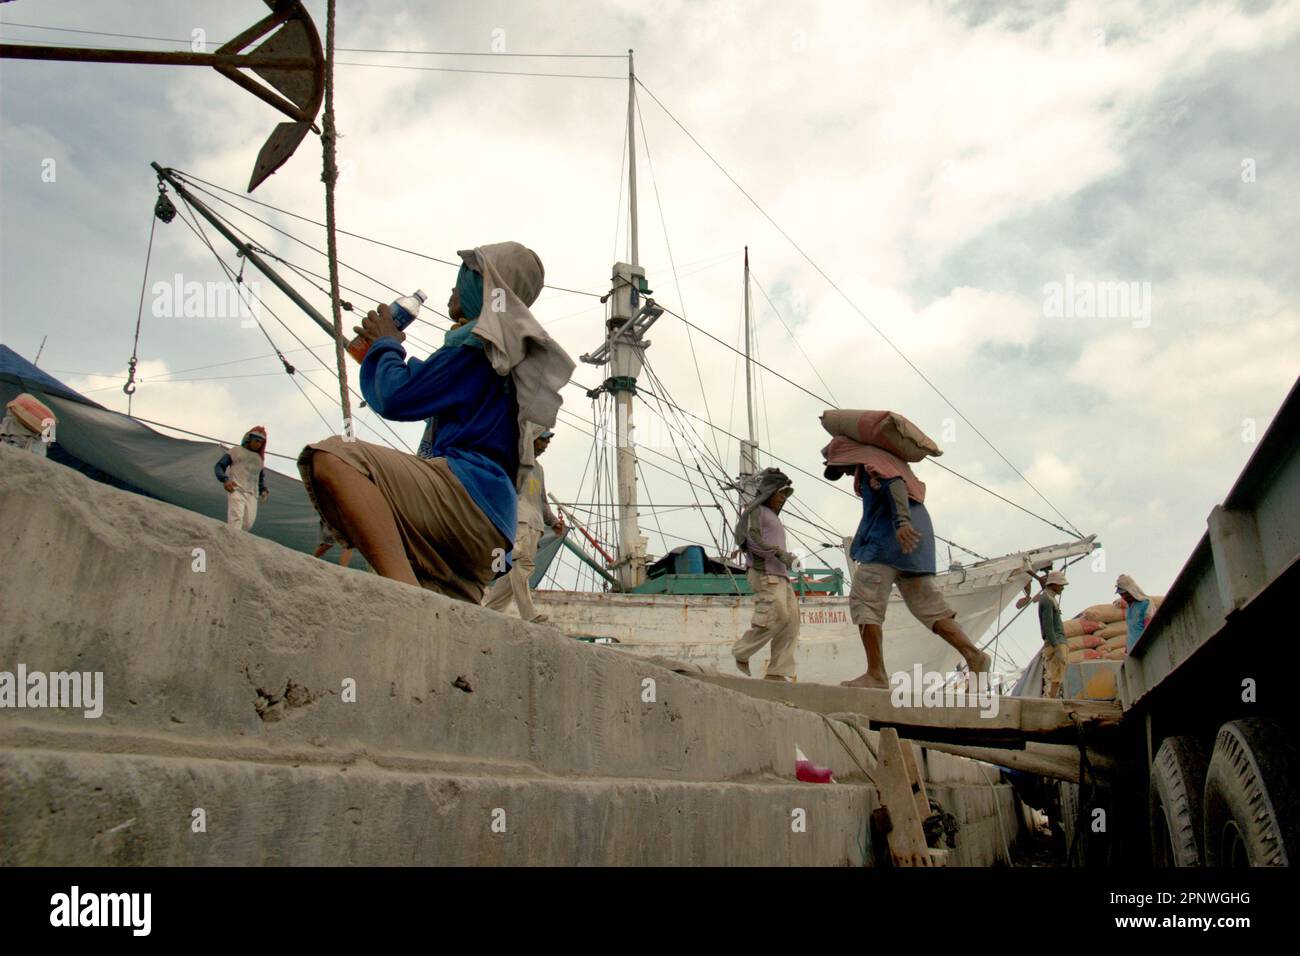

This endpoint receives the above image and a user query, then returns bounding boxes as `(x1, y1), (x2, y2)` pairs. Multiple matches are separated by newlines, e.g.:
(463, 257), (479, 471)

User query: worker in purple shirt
(732, 468), (801, 682)
(297, 244), (544, 603)
(841, 466), (990, 688)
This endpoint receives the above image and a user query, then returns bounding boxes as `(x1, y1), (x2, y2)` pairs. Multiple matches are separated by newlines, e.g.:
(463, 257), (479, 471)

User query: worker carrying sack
(821, 436), (927, 503)
(820, 409), (942, 462)
(5, 393), (55, 435)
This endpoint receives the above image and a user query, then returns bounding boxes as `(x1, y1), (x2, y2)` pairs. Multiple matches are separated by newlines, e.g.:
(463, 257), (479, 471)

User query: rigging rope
(128, 416), (298, 462)
(169, 169), (603, 298)
(0, 21), (629, 60)
(169, 166), (1081, 543)
(124, 200), (160, 412)
(164, 188), (414, 450)
(321, 0), (354, 436)
(166, 168), (1078, 546)
(635, 91), (728, 472)
(172, 203), (337, 435)
(748, 264), (840, 406)
(634, 77), (1085, 539)
(171, 196), (409, 448)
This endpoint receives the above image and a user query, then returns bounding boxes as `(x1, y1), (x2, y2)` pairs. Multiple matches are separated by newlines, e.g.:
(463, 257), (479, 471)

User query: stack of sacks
(1066, 598), (1164, 662)
(820, 409), (941, 501)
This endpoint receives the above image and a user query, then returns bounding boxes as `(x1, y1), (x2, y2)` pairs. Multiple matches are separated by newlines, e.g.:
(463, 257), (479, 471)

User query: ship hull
(532, 540), (1095, 685)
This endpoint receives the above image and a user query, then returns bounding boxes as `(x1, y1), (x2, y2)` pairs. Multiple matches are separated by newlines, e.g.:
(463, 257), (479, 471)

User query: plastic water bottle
(795, 745), (834, 784)
(347, 290), (427, 362)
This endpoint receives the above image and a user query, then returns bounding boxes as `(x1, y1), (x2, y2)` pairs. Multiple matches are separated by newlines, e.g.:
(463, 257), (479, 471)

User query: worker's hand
(896, 523), (921, 555)
(353, 303), (405, 346)
(551, 519), (565, 535)
(223, 480), (237, 493)
(260, 490), (269, 502)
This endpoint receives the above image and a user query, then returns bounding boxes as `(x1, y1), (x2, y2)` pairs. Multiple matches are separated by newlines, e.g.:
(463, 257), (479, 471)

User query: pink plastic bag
(795, 745), (834, 783)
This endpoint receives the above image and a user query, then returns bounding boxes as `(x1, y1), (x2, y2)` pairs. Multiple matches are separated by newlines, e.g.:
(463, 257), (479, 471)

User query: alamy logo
(1042, 274), (1151, 328)
(50, 886), (151, 936)
(0, 664), (103, 718)
(890, 664), (1001, 718)
(151, 273), (262, 327)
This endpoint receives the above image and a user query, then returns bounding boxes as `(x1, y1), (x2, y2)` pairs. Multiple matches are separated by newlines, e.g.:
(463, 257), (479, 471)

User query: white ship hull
(533, 539), (1095, 685)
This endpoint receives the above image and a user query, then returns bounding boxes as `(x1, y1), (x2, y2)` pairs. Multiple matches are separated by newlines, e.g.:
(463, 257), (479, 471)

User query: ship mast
(740, 246), (759, 477)
(580, 50), (661, 590)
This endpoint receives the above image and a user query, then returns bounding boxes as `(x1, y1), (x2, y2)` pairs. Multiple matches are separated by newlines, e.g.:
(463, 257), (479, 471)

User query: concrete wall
(0, 445), (1015, 865)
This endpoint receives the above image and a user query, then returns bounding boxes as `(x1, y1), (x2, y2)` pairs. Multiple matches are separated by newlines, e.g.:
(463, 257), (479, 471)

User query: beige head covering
(1115, 573), (1149, 602)
(1044, 570), (1068, 588)
(462, 242), (576, 478)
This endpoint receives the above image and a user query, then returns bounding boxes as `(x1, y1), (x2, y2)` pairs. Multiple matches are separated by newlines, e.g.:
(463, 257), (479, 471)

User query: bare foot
(735, 659), (751, 677)
(763, 674), (792, 683)
(841, 672), (890, 690)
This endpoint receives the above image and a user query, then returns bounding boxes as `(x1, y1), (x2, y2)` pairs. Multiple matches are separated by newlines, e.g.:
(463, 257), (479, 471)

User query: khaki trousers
(483, 523), (541, 620)
(298, 436), (508, 604)
(732, 569), (800, 678)
(226, 489), (258, 531)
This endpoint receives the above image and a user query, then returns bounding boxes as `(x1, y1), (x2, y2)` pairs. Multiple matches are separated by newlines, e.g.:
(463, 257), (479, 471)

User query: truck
(1063, 376), (1298, 866)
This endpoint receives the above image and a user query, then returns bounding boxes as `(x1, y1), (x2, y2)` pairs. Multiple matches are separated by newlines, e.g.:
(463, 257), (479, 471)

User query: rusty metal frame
(0, 1), (326, 191)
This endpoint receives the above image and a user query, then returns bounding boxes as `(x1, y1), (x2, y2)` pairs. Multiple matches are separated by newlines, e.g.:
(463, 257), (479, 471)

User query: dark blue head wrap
(456, 262), (483, 319)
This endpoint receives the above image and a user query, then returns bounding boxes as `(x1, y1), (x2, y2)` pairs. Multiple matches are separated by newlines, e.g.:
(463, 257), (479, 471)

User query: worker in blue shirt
(841, 467), (991, 688)
(1116, 574), (1155, 650)
(297, 243), (545, 603)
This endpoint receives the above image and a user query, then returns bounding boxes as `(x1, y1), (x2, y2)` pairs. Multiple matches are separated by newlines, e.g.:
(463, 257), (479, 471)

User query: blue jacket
(1125, 599), (1151, 651)
(360, 327), (519, 545)
(849, 476), (937, 574)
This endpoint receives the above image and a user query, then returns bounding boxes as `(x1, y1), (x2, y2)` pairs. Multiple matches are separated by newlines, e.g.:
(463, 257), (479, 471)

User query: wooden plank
(900, 739), (931, 823)
(876, 728), (933, 867)
(683, 672), (1122, 747)
(920, 739), (1116, 784)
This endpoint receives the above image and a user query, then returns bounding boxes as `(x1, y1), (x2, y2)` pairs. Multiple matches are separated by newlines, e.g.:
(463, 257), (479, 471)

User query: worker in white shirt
(215, 426), (269, 531)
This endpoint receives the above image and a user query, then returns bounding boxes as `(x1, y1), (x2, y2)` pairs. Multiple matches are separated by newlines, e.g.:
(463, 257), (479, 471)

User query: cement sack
(1081, 602), (1125, 625)
(1063, 617), (1103, 639)
(1103, 634), (1127, 650)
(820, 435), (926, 503)
(1067, 634), (1104, 652)
(1103, 647), (1127, 661)
(819, 409), (942, 462)
(5, 393), (54, 434)
(1095, 621), (1127, 641)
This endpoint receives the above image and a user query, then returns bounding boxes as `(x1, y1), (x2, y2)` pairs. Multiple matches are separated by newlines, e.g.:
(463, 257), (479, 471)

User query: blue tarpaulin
(0, 343), (346, 562)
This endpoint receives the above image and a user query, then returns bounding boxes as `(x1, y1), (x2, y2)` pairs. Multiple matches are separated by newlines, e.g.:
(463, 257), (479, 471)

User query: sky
(1, 0), (1297, 668)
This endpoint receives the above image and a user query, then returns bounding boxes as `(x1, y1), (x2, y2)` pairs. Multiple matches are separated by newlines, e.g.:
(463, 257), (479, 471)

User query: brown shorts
(299, 436), (509, 604)
(848, 562), (954, 629)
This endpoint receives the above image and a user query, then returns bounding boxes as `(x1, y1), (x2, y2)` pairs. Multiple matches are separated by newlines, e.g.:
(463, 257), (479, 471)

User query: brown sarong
(298, 436), (509, 603)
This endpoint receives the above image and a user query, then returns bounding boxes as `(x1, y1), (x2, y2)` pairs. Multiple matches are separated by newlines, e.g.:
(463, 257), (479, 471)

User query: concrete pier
(0, 445), (1017, 866)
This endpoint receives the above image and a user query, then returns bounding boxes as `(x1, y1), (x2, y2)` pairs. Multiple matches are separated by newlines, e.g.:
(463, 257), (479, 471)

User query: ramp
(0, 444), (1019, 866)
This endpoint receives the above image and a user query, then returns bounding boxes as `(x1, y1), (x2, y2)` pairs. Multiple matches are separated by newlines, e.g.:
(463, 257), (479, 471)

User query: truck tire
(1149, 735), (1206, 866)
(1203, 719), (1300, 866)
